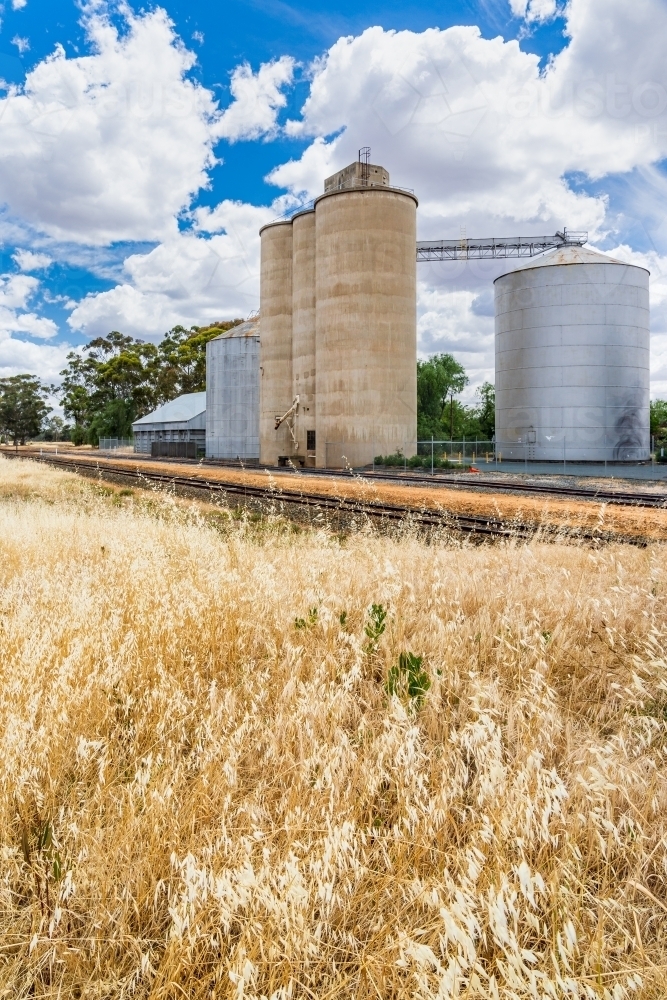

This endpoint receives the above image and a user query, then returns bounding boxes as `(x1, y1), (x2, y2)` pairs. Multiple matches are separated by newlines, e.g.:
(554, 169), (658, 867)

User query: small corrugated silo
(494, 246), (650, 461)
(291, 209), (317, 465)
(259, 221), (293, 465)
(206, 318), (260, 460)
(314, 171), (418, 468)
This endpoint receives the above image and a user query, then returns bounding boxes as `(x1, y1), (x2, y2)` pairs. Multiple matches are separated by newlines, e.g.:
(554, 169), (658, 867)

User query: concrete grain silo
(258, 159), (418, 469)
(291, 209), (317, 465)
(259, 221), (293, 465)
(314, 175), (418, 468)
(495, 245), (650, 462)
(206, 318), (260, 460)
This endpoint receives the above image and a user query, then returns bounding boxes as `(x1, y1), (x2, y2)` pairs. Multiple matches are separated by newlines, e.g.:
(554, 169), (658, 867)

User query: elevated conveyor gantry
(416, 229), (587, 261)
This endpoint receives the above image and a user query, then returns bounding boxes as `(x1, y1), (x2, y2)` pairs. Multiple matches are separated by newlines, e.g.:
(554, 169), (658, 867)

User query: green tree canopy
(0, 374), (51, 446)
(473, 381), (495, 439)
(152, 320), (243, 403)
(417, 353), (469, 439)
(58, 321), (242, 445)
(60, 331), (158, 445)
(650, 399), (667, 438)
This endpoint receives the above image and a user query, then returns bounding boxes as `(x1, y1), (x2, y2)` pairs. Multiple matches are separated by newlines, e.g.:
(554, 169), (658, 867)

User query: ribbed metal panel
(494, 248), (650, 461)
(206, 334), (260, 460)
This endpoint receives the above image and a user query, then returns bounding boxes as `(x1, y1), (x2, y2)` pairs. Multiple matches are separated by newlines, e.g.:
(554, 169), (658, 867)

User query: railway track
(340, 469), (667, 508)
(4, 451), (649, 545)
(15, 448), (667, 508)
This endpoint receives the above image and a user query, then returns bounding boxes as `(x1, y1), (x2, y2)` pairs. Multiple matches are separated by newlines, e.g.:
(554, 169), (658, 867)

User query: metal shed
(132, 392), (206, 456)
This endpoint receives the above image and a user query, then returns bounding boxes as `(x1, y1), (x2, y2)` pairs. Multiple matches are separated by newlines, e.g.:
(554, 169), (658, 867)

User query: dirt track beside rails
(12, 449), (667, 542)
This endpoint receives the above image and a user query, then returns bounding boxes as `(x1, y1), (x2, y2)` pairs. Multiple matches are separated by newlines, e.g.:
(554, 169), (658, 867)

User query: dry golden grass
(26, 449), (667, 541)
(1, 455), (666, 999)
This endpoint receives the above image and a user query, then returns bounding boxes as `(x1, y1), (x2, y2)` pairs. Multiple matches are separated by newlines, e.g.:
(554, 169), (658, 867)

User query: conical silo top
(495, 244), (649, 281)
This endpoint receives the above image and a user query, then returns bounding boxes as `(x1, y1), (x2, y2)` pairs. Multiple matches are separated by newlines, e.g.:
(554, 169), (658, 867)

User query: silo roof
(495, 244), (649, 280)
(133, 391), (206, 426)
(210, 317), (260, 340)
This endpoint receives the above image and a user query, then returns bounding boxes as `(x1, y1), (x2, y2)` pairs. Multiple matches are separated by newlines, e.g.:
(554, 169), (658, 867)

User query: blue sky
(1, 0), (667, 397)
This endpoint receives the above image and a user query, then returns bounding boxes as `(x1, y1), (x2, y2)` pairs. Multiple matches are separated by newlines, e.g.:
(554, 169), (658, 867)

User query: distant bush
(374, 453), (461, 470)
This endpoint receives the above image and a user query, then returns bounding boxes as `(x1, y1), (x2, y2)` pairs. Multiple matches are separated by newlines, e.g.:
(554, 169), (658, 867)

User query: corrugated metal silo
(206, 319), (260, 460)
(259, 221), (294, 465)
(494, 246), (650, 461)
(291, 210), (317, 465)
(314, 184), (418, 468)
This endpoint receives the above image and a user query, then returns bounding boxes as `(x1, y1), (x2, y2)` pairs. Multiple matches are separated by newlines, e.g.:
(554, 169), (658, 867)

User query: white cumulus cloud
(0, 273), (57, 341)
(0, 6), (220, 244)
(12, 0), (28, 9)
(216, 57), (295, 142)
(11, 35), (30, 54)
(509, 0), (563, 23)
(13, 249), (53, 271)
(0, 337), (70, 381)
(68, 200), (273, 338)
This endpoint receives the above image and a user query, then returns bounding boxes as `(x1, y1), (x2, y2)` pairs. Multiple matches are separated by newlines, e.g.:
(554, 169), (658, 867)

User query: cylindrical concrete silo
(291, 210), (317, 465)
(259, 221), (293, 465)
(494, 245), (650, 462)
(315, 186), (418, 469)
(206, 318), (260, 460)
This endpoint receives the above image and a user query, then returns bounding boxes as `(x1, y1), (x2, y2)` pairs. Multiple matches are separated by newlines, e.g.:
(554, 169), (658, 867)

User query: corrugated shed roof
(133, 391), (206, 426)
(496, 244), (650, 280)
(210, 317), (260, 340)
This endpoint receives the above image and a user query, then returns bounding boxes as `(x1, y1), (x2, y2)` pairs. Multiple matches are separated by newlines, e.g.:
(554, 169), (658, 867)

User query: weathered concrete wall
(495, 247), (650, 461)
(291, 210), (317, 465)
(324, 162), (390, 192)
(259, 222), (293, 465)
(314, 186), (418, 468)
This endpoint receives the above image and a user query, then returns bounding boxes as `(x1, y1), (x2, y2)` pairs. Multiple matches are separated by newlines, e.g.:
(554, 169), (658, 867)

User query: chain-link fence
(325, 440), (495, 471)
(98, 438), (134, 452)
(326, 439), (667, 479)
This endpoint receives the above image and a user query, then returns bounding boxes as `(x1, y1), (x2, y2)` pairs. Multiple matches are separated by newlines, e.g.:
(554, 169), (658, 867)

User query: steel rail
(5, 452), (648, 545)
(309, 469), (667, 508)
(8, 448), (667, 508)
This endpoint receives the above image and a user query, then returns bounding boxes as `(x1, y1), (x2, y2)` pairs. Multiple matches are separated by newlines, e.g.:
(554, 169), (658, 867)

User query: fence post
(431, 436), (434, 476)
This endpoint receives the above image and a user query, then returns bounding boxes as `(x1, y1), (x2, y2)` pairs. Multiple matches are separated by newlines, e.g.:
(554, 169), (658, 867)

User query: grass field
(1, 456), (666, 998)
